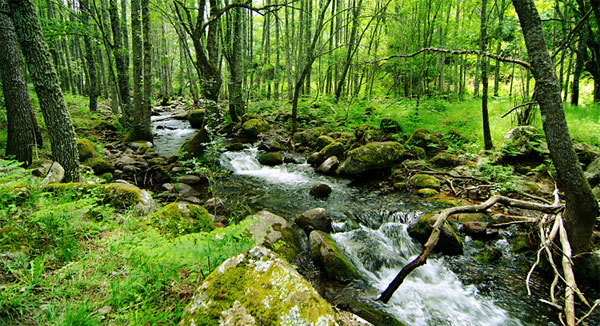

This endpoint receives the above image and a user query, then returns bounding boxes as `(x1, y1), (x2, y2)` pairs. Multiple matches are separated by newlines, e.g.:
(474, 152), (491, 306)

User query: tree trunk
(9, 0), (80, 181)
(130, 0), (144, 139)
(334, 0), (363, 100)
(481, 0), (493, 150)
(80, 0), (98, 112)
(571, 26), (587, 106)
(512, 0), (599, 254)
(141, 0), (152, 139)
(0, 0), (42, 165)
(493, 0), (506, 96)
(109, 0), (132, 119)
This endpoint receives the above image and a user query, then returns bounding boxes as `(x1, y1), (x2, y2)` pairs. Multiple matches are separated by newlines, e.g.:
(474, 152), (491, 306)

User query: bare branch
(501, 101), (538, 118)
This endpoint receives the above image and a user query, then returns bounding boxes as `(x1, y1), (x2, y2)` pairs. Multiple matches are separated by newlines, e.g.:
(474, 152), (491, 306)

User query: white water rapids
(219, 148), (523, 326)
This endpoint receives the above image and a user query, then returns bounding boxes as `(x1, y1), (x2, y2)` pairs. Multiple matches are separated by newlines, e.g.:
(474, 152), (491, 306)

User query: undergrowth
(0, 159), (255, 325)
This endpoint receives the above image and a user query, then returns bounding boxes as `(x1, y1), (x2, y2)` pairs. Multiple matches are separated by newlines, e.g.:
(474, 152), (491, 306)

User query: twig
(558, 215), (576, 326)
(519, 191), (553, 205)
(540, 299), (564, 311)
(489, 218), (537, 228)
(576, 300), (600, 325)
(501, 101), (537, 118)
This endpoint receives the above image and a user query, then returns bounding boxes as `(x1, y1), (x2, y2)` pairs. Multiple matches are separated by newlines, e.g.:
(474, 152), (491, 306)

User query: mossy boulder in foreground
(337, 142), (406, 175)
(410, 174), (441, 190)
(179, 246), (342, 326)
(76, 139), (98, 162)
(242, 118), (269, 137)
(148, 202), (214, 237)
(245, 211), (304, 261)
(257, 152), (283, 166)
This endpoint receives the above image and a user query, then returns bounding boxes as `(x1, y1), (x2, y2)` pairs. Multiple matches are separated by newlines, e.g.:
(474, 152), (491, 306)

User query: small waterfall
(152, 112), (197, 156)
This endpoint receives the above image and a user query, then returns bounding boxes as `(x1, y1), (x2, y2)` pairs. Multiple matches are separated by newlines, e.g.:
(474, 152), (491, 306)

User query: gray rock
(245, 211), (304, 261)
(309, 230), (361, 282)
(337, 142), (406, 175)
(30, 160), (65, 186)
(174, 182), (199, 197)
(177, 175), (203, 185)
(297, 208), (333, 233)
(316, 156), (340, 175)
(310, 183), (332, 199)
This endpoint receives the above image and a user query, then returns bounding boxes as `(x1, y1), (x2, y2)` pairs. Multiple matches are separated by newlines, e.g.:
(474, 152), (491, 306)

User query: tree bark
(481, 0), (493, 150)
(512, 0), (599, 254)
(80, 0), (99, 112)
(141, 0), (152, 139)
(9, 0), (80, 181)
(130, 0), (144, 138)
(109, 0), (132, 119)
(0, 0), (42, 165)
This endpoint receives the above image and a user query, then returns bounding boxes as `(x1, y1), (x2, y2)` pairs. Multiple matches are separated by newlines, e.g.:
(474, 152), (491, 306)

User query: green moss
(406, 128), (442, 157)
(76, 139), (98, 162)
(179, 129), (211, 159)
(408, 214), (463, 255)
(42, 183), (142, 209)
(268, 224), (301, 261)
(511, 234), (535, 254)
(257, 152), (283, 166)
(474, 248), (502, 264)
(337, 142), (406, 174)
(84, 157), (115, 175)
(417, 188), (439, 197)
(242, 119), (269, 137)
(187, 109), (206, 129)
(148, 202), (214, 237)
(410, 174), (441, 189)
(310, 231), (360, 282)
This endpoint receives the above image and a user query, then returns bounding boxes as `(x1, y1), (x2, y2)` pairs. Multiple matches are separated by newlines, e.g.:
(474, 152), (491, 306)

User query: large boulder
(85, 157), (115, 175)
(30, 160), (65, 185)
(310, 230), (361, 282)
(147, 202), (214, 237)
(179, 246), (345, 326)
(76, 139), (98, 162)
(408, 213), (463, 255)
(410, 174), (441, 190)
(574, 142), (600, 166)
(187, 109), (206, 129)
(297, 208), (333, 233)
(405, 129), (442, 157)
(242, 119), (269, 137)
(316, 135), (335, 151)
(500, 126), (548, 162)
(337, 142), (406, 175)
(180, 128), (211, 159)
(429, 152), (464, 168)
(245, 211), (304, 261)
(317, 156), (340, 175)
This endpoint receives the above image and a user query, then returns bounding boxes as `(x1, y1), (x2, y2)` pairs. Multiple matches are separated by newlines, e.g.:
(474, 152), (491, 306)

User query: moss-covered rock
(245, 211), (303, 262)
(179, 246), (341, 326)
(85, 157), (115, 175)
(410, 174), (441, 190)
(500, 126), (548, 162)
(417, 188), (439, 197)
(148, 202), (214, 237)
(474, 247), (502, 264)
(408, 213), (463, 255)
(406, 129), (442, 157)
(30, 160), (65, 185)
(393, 182), (408, 192)
(337, 142), (406, 175)
(308, 142), (345, 166)
(242, 119), (269, 137)
(292, 130), (311, 147)
(297, 208), (333, 233)
(93, 120), (117, 131)
(380, 118), (401, 133)
(76, 139), (98, 162)
(316, 135), (335, 150)
(429, 152), (463, 167)
(574, 142), (600, 166)
(257, 152), (283, 166)
(42, 182), (156, 214)
(335, 299), (405, 326)
(316, 156), (340, 175)
(180, 128), (211, 159)
(309, 230), (361, 282)
(310, 183), (332, 199)
(187, 109), (206, 129)
(258, 139), (282, 152)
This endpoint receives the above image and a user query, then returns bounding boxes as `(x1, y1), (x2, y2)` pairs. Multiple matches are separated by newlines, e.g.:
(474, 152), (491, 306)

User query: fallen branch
(377, 195), (563, 303)
(369, 47), (531, 69)
(501, 101), (538, 118)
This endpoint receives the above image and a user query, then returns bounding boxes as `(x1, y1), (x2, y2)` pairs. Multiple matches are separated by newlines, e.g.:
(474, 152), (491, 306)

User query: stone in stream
(310, 183), (332, 199)
(309, 230), (361, 283)
(337, 142), (406, 175)
(241, 118), (269, 137)
(244, 211), (304, 262)
(317, 156), (340, 175)
(408, 213), (463, 256)
(179, 128), (211, 159)
(410, 174), (441, 190)
(186, 109), (206, 129)
(257, 152), (283, 166)
(297, 208), (333, 233)
(308, 142), (345, 166)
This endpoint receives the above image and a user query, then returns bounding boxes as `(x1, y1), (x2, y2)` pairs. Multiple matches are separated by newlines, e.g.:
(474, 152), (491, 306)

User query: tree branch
(370, 47), (531, 69)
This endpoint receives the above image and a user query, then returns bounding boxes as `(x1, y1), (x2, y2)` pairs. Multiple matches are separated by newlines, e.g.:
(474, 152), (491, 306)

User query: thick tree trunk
(0, 0), (42, 165)
(512, 0), (599, 254)
(141, 0), (152, 139)
(130, 0), (144, 138)
(493, 0), (506, 96)
(227, 7), (244, 123)
(109, 0), (132, 119)
(9, 0), (80, 181)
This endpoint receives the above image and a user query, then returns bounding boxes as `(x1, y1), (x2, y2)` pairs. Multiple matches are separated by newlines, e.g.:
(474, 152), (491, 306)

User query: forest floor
(1, 93), (599, 325)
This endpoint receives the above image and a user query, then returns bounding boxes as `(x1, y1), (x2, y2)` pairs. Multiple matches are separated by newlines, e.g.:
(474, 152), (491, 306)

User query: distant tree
(224, 5), (245, 122)
(129, 0), (150, 140)
(9, 0), (80, 181)
(512, 0), (599, 254)
(80, 0), (99, 112)
(0, 0), (42, 165)
(480, 0), (493, 150)
(109, 0), (132, 120)
(141, 0), (152, 137)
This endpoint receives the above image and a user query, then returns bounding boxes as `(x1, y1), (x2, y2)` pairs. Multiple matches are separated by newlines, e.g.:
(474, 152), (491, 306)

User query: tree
(142, 0), (152, 136)
(109, 0), (132, 120)
(0, 0), (42, 165)
(480, 0), (493, 150)
(9, 0), (80, 181)
(128, 0), (151, 140)
(80, 0), (99, 112)
(512, 0), (599, 254)
(224, 5), (245, 122)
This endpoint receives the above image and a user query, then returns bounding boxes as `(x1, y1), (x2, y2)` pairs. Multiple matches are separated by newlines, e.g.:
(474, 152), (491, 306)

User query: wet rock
(316, 156), (340, 175)
(242, 118), (269, 137)
(316, 135), (335, 151)
(30, 160), (65, 185)
(127, 141), (153, 151)
(186, 109), (206, 129)
(147, 202), (214, 237)
(410, 174), (441, 190)
(406, 128), (442, 157)
(380, 118), (401, 133)
(337, 142), (406, 175)
(310, 183), (332, 199)
(245, 211), (304, 261)
(85, 157), (115, 175)
(462, 222), (488, 238)
(179, 246), (341, 326)
(258, 139), (282, 152)
(76, 139), (98, 162)
(115, 155), (137, 168)
(308, 142), (345, 166)
(180, 128), (211, 159)
(226, 142), (245, 151)
(408, 213), (463, 255)
(309, 230), (361, 282)
(417, 188), (439, 197)
(297, 208), (333, 233)
(257, 152), (283, 166)
(174, 182), (199, 197)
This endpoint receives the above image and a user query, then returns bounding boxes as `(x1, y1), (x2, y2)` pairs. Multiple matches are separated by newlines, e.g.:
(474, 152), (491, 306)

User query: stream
(152, 115), (597, 326)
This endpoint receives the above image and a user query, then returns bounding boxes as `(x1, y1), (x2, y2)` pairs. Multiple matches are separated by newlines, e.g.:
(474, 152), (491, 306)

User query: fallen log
(377, 195), (563, 303)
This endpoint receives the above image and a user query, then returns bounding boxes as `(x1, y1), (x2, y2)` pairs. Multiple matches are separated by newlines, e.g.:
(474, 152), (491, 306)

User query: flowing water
(152, 117), (598, 326)
(152, 111), (197, 156)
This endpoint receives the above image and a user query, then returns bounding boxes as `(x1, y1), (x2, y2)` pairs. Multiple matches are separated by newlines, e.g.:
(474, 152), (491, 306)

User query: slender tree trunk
(130, 0), (143, 138)
(0, 0), (42, 165)
(513, 0), (599, 254)
(9, 0), (80, 181)
(571, 28), (587, 106)
(109, 0), (132, 119)
(334, 0), (363, 100)
(494, 0), (505, 96)
(481, 0), (493, 150)
(141, 0), (152, 139)
(80, 0), (98, 112)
